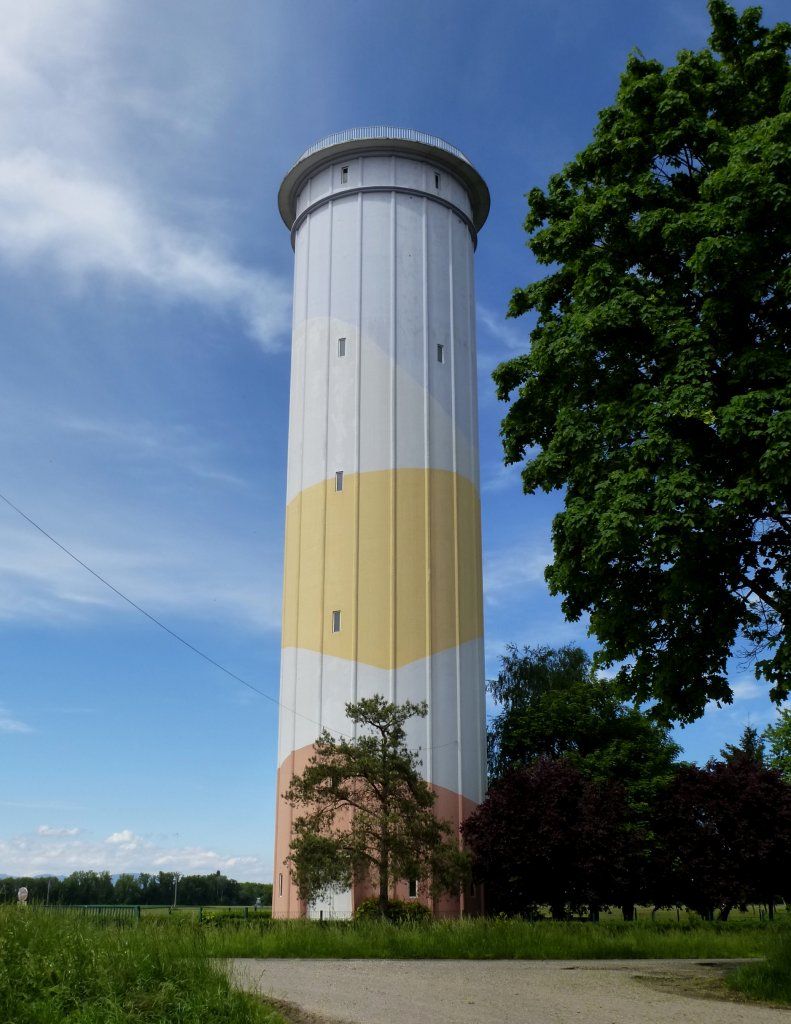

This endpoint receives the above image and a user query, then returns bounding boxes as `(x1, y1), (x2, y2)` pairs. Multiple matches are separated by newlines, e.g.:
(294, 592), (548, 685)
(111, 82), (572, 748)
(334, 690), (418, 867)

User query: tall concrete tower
(274, 127), (489, 918)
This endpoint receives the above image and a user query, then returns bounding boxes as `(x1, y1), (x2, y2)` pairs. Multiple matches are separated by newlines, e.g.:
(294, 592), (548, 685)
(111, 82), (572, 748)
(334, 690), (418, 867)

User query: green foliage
(650, 758), (791, 917)
(59, 870), (114, 905)
(199, 908), (272, 927)
(464, 758), (635, 919)
(495, 0), (791, 723)
(487, 644), (681, 809)
(0, 871), (272, 909)
(354, 897), (432, 923)
(193, 912), (787, 963)
(0, 906), (286, 1023)
(764, 708), (791, 780)
(720, 723), (767, 765)
(284, 696), (470, 916)
(483, 644), (682, 916)
(727, 927), (791, 1005)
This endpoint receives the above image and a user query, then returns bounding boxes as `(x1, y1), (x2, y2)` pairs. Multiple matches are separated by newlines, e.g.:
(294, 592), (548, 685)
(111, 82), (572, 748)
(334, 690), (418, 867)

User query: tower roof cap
(278, 126), (489, 232)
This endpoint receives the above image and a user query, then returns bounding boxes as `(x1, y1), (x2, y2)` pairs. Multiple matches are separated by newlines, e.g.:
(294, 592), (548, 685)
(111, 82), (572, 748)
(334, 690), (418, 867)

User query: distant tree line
(463, 645), (791, 921)
(0, 870), (272, 907)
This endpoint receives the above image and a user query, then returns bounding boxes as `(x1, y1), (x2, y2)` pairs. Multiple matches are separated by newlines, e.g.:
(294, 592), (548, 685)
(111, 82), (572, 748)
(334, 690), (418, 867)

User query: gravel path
(227, 958), (790, 1024)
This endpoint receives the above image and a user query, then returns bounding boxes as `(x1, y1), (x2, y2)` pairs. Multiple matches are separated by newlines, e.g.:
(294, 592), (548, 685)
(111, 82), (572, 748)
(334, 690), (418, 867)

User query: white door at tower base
(307, 887), (353, 920)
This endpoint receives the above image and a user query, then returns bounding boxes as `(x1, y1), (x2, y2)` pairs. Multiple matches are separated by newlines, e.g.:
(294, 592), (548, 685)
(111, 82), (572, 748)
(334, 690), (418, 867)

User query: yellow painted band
(281, 469), (483, 669)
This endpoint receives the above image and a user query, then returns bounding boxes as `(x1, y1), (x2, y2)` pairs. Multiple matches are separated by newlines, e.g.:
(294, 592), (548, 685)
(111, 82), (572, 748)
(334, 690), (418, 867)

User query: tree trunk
(620, 904), (635, 922)
(378, 834), (390, 919)
(378, 875), (389, 919)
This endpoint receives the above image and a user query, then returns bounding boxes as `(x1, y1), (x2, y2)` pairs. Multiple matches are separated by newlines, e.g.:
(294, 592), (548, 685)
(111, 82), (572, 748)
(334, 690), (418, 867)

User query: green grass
(0, 906), (287, 1023)
(202, 915), (777, 961)
(727, 927), (791, 1006)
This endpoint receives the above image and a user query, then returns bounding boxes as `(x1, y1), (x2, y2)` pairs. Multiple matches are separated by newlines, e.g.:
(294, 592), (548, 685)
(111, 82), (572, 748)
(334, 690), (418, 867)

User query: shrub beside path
(228, 958), (789, 1024)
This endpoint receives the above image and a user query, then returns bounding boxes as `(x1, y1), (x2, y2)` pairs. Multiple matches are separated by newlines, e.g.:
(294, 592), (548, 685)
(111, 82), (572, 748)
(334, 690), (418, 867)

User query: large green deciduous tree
(488, 645), (680, 811)
(284, 696), (469, 918)
(494, 1), (791, 723)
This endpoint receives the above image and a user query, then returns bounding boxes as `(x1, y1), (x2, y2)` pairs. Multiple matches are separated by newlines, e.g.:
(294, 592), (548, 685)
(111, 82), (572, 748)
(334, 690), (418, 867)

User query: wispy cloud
(0, 500), (283, 632)
(0, 1), (290, 352)
(483, 542), (552, 606)
(480, 460), (525, 495)
(478, 303), (528, 352)
(0, 706), (32, 733)
(731, 676), (767, 702)
(0, 151), (289, 351)
(1, 827), (270, 880)
(58, 415), (247, 487)
(477, 303), (532, 382)
(38, 825), (80, 837)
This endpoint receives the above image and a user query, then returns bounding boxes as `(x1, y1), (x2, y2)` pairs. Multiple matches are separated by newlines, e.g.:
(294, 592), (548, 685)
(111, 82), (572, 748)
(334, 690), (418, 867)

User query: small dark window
(278, 873), (283, 897)
(341, 166), (349, 184)
(335, 471), (344, 492)
(434, 172), (441, 189)
(332, 610), (342, 633)
(437, 343), (445, 364)
(408, 878), (418, 898)
(338, 336), (346, 357)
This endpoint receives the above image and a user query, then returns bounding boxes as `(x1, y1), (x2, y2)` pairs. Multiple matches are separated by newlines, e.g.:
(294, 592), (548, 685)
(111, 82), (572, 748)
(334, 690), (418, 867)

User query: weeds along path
(227, 958), (786, 1024)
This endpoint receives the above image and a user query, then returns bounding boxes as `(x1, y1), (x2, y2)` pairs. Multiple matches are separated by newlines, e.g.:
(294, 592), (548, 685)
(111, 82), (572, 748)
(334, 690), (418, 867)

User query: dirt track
(228, 958), (791, 1024)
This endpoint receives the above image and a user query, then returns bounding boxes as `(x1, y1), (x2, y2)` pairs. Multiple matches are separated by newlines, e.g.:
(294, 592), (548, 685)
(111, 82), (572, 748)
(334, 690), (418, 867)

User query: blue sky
(1, 0), (787, 883)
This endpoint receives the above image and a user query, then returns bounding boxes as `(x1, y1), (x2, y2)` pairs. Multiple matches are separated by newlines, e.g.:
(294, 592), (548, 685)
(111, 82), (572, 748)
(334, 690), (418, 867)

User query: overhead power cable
(0, 489), (332, 729)
(0, 489), (464, 753)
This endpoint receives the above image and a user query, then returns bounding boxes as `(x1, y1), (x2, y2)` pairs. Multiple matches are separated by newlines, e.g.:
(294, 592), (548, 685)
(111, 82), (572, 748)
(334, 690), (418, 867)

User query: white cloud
(0, 829), (270, 881)
(105, 829), (137, 846)
(37, 825), (80, 837)
(477, 303), (528, 353)
(730, 675), (766, 702)
(0, 510), (283, 633)
(0, 151), (290, 351)
(480, 460), (525, 494)
(484, 543), (552, 606)
(0, 707), (32, 733)
(0, 2), (291, 352)
(58, 416), (247, 487)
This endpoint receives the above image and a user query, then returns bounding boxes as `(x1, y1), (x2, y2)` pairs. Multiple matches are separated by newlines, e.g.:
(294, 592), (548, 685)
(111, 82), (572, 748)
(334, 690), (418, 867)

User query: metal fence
(46, 904), (142, 920)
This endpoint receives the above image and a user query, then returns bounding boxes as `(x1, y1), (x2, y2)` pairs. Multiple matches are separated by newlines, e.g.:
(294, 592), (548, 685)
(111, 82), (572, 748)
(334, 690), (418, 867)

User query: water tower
(274, 128), (489, 917)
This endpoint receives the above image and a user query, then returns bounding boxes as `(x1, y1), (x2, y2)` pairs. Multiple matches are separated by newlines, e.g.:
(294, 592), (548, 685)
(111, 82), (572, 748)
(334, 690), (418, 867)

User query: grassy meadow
(0, 905), (286, 1024)
(3, 904), (791, 1019)
(202, 913), (773, 961)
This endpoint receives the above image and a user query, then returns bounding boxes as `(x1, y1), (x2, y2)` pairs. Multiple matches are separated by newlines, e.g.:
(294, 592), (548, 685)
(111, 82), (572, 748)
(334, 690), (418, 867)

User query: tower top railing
(293, 127), (472, 167)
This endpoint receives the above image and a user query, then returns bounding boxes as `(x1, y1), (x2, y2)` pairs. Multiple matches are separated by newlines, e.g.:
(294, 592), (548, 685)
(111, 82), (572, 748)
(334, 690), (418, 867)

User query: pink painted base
(272, 744), (483, 918)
